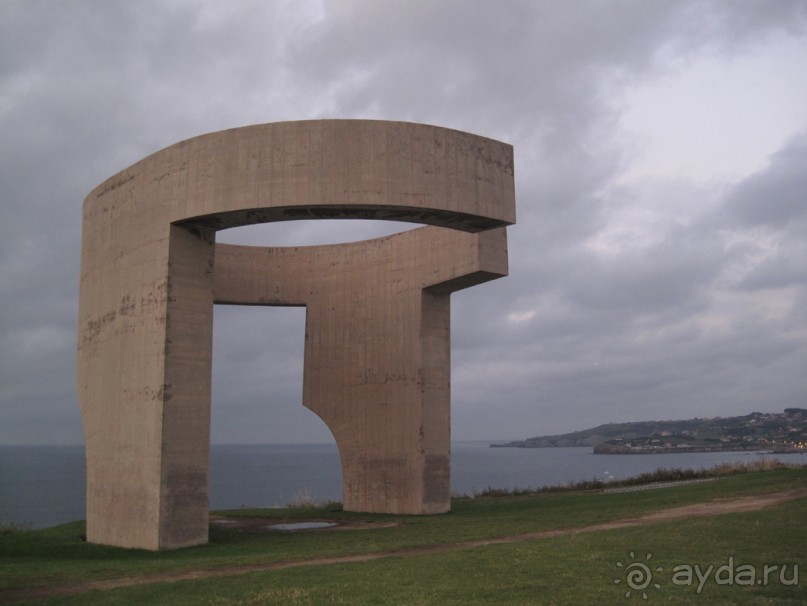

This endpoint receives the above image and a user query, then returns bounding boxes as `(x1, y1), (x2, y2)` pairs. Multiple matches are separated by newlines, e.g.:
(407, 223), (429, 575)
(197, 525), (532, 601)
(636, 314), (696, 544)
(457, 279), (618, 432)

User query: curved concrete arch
(78, 120), (515, 550)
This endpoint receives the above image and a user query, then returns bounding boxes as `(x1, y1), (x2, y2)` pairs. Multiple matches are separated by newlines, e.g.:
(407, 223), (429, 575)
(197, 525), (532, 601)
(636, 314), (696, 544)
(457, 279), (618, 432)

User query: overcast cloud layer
(1, 0), (806, 445)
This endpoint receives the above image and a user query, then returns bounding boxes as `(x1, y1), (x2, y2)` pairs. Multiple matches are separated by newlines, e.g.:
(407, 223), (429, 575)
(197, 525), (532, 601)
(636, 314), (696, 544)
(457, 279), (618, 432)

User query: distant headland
(491, 408), (807, 454)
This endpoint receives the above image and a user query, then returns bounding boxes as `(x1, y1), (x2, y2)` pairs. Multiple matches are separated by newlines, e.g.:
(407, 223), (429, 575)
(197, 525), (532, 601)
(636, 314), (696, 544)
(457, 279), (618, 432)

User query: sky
(1, 0), (806, 445)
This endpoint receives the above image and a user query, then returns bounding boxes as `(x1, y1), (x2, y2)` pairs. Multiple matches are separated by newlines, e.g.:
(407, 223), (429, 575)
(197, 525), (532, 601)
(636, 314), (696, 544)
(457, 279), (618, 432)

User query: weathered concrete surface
(77, 120), (515, 550)
(215, 227), (507, 515)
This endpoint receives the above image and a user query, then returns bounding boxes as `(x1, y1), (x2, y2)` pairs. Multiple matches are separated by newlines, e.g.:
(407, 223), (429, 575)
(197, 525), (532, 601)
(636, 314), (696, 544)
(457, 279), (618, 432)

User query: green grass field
(1, 466), (805, 605)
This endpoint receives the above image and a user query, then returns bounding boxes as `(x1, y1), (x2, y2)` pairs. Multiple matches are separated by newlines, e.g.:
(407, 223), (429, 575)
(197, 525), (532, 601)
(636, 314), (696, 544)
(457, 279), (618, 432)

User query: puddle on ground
(210, 517), (396, 531)
(268, 521), (337, 531)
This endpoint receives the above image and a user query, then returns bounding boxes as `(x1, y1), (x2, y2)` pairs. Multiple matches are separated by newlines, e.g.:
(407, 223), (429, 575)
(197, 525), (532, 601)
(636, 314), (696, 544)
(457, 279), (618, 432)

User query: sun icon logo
(615, 552), (663, 599)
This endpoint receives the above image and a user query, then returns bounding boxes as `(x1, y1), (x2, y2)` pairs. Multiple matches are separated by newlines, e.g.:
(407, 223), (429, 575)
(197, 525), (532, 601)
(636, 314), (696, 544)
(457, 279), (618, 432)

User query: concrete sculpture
(77, 120), (515, 550)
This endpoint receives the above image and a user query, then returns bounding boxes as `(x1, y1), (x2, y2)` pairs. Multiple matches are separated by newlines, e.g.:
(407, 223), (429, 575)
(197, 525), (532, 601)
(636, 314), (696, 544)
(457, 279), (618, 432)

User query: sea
(1, 442), (804, 529)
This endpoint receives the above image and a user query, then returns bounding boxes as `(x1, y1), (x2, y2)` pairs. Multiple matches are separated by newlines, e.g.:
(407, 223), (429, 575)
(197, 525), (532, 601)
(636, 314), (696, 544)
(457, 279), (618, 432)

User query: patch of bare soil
(3, 489), (804, 604)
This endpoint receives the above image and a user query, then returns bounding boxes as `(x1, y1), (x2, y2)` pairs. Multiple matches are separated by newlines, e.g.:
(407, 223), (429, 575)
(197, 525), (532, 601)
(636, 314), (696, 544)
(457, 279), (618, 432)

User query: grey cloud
(1, 1), (806, 444)
(738, 245), (807, 291)
(706, 132), (807, 296)
(560, 236), (723, 313)
(211, 306), (324, 444)
(725, 132), (807, 229)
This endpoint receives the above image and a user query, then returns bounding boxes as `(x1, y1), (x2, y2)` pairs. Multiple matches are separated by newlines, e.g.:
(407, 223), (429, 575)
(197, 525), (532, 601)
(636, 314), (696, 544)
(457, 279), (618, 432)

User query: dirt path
(3, 489), (804, 603)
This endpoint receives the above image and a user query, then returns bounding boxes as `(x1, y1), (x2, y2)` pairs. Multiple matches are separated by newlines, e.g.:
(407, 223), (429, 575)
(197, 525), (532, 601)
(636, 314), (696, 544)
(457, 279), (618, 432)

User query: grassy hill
(493, 408), (807, 453)
(1, 463), (805, 605)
